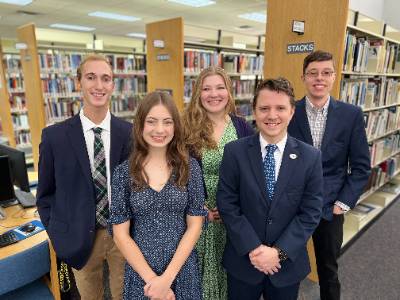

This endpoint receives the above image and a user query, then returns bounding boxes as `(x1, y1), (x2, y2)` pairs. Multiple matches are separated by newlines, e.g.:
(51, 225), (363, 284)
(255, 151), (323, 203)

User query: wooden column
(146, 17), (184, 110)
(0, 42), (16, 147)
(17, 23), (46, 171)
(264, 0), (349, 99)
(264, 0), (349, 282)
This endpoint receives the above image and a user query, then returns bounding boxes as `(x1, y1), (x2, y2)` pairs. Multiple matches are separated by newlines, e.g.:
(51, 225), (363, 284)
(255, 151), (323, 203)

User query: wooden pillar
(146, 17), (184, 110)
(264, 0), (349, 99)
(17, 23), (46, 171)
(264, 0), (349, 282)
(0, 42), (16, 147)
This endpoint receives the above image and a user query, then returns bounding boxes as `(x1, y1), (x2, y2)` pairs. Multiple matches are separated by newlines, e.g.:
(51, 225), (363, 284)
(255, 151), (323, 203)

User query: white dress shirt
(259, 133), (288, 181)
(80, 109), (112, 203)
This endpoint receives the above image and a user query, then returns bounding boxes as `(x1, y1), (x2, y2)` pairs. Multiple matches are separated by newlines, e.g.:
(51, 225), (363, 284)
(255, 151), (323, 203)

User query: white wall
(383, 0), (400, 30)
(349, 0), (384, 21)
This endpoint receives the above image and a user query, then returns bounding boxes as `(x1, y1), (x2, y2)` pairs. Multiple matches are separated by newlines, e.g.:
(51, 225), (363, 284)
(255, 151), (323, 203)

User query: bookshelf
(340, 10), (400, 248)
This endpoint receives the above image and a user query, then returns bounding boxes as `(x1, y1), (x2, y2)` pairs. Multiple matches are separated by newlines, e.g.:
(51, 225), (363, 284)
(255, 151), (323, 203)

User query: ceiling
(0, 0), (267, 43)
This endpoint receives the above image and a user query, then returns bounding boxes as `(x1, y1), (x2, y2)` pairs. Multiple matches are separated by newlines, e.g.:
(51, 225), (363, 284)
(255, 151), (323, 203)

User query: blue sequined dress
(109, 158), (206, 300)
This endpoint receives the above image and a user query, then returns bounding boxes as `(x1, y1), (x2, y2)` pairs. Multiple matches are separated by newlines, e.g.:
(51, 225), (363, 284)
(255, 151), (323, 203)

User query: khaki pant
(72, 229), (125, 300)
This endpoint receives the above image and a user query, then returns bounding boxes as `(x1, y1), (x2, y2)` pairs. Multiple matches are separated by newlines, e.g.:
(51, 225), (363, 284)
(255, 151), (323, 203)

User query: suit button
(267, 218), (273, 224)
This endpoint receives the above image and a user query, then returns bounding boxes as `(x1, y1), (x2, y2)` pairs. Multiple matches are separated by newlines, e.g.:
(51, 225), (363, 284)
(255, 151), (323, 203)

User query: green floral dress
(196, 120), (238, 300)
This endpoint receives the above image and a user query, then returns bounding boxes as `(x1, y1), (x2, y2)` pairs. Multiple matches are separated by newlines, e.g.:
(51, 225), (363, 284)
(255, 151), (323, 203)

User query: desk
(0, 205), (60, 299)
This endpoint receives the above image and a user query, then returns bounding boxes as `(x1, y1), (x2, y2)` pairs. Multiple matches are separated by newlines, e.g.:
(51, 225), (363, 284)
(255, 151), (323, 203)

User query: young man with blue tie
(288, 50), (371, 300)
(217, 78), (324, 300)
(37, 55), (132, 299)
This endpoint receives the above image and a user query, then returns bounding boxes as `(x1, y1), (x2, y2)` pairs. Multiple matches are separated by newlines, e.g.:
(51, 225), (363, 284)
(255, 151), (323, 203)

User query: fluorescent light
(0, 0), (32, 5)
(126, 33), (146, 39)
(238, 12), (267, 24)
(167, 0), (215, 8)
(50, 23), (95, 32)
(88, 11), (140, 22)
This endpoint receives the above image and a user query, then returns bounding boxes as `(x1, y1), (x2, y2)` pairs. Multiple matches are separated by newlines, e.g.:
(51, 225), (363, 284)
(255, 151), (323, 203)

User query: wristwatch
(273, 246), (288, 262)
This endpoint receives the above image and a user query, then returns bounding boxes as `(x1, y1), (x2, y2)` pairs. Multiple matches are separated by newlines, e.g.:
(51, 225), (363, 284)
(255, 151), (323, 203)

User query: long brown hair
(182, 66), (236, 158)
(129, 91), (189, 190)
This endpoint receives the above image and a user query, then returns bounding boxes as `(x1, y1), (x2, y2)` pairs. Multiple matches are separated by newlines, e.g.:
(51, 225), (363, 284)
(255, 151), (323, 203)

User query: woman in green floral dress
(183, 66), (254, 300)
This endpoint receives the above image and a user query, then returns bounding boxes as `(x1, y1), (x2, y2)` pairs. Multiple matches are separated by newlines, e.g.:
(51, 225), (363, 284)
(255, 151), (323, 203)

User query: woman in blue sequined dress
(109, 91), (207, 300)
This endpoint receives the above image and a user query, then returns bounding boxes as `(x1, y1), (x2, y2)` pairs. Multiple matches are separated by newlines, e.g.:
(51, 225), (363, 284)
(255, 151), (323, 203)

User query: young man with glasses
(288, 50), (371, 300)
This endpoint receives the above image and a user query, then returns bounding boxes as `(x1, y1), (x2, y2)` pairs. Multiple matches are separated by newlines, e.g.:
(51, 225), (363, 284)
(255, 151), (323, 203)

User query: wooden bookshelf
(146, 17), (184, 111)
(0, 42), (16, 147)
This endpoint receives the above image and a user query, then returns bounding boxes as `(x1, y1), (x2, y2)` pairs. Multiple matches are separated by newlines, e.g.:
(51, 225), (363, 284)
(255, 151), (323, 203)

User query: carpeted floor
(299, 197), (400, 300)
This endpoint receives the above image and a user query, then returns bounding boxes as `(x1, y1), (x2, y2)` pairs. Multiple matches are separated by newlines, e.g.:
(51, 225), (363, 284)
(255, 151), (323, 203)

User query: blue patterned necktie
(92, 127), (108, 227)
(263, 144), (277, 201)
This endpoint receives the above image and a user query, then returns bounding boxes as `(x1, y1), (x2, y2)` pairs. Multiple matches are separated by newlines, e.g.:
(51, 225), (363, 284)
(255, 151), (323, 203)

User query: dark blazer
(288, 97), (371, 220)
(217, 134), (323, 287)
(36, 114), (132, 269)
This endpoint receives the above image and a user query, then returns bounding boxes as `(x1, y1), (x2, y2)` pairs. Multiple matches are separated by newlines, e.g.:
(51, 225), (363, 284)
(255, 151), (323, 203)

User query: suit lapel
(110, 115), (125, 174)
(296, 98), (313, 145)
(247, 134), (269, 208)
(270, 136), (300, 212)
(67, 115), (93, 190)
(320, 97), (339, 153)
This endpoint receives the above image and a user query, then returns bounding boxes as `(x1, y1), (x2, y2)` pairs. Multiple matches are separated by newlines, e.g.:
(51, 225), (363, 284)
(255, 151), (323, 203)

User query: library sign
(287, 42), (314, 54)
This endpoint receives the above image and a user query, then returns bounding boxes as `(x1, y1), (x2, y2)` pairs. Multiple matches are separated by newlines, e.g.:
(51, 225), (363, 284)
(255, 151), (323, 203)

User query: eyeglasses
(304, 70), (335, 78)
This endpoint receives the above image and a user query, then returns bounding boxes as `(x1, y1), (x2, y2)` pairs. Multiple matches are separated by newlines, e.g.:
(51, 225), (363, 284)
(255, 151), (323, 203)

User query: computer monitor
(0, 155), (16, 206)
(0, 144), (30, 192)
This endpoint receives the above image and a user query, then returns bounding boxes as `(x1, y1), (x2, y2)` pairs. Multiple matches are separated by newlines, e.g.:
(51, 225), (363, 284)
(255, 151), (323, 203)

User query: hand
(206, 207), (222, 223)
(333, 205), (344, 215)
(249, 245), (281, 275)
(143, 275), (173, 300)
(165, 289), (176, 300)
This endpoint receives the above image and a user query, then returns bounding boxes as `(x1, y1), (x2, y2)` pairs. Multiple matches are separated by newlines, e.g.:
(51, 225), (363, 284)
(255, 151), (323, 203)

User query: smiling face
(142, 104), (174, 150)
(200, 74), (229, 116)
(302, 60), (336, 106)
(79, 60), (114, 111)
(253, 89), (294, 144)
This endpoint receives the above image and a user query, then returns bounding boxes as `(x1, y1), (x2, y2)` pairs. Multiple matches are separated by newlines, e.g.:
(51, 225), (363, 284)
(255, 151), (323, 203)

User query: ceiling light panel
(88, 11), (140, 22)
(0, 0), (32, 5)
(167, 0), (215, 8)
(238, 12), (267, 24)
(50, 23), (95, 32)
(126, 33), (146, 39)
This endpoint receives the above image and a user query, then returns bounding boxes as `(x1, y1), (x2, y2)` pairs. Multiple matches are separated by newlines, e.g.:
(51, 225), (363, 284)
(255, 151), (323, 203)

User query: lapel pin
(289, 153), (297, 159)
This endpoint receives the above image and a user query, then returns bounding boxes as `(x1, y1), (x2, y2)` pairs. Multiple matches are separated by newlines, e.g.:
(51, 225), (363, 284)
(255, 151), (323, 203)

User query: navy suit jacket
(36, 114), (132, 269)
(217, 134), (323, 287)
(288, 97), (371, 220)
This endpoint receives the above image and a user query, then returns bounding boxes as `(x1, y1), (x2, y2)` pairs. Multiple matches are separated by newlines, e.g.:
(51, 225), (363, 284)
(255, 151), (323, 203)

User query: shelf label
(157, 54), (170, 61)
(287, 42), (314, 54)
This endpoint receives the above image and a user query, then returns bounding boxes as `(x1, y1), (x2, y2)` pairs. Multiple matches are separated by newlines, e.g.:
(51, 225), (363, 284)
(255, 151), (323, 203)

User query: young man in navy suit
(37, 55), (132, 299)
(288, 50), (371, 300)
(217, 78), (323, 300)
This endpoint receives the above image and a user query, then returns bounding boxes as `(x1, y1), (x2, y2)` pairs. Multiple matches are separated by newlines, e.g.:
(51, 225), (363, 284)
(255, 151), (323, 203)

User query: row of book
(369, 133), (400, 166)
(40, 74), (147, 96)
(44, 97), (82, 125)
(184, 49), (264, 74)
(340, 77), (400, 109)
(6, 75), (24, 92)
(110, 94), (144, 116)
(10, 95), (27, 113)
(12, 114), (29, 130)
(39, 52), (147, 73)
(14, 131), (31, 147)
(2, 54), (22, 72)
(236, 103), (252, 119)
(363, 154), (400, 194)
(343, 31), (400, 73)
(365, 107), (400, 141)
